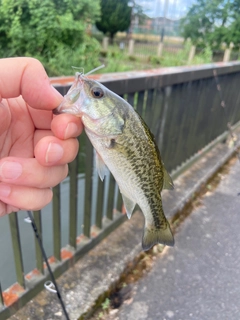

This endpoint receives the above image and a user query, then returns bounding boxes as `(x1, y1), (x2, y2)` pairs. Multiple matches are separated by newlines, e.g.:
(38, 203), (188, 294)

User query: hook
(24, 217), (32, 223)
(44, 281), (57, 293)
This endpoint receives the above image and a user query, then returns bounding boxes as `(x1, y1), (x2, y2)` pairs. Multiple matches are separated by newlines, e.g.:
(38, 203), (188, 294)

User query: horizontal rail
(52, 61), (240, 95)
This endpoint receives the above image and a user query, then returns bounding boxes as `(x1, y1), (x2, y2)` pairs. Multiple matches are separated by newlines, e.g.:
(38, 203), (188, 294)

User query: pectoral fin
(96, 152), (108, 181)
(94, 112), (125, 136)
(122, 194), (136, 219)
(163, 167), (174, 190)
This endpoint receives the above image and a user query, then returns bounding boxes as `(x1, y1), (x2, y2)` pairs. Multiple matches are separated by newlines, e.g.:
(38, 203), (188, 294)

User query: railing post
(52, 185), (61, 261)
(223, 42), (234, 62)
(33, 210), (44, 273)
(128, 39), (135, 55)
(102, 37), (109, 51)
(106, 174), (115, 220)
(157, 42), (164, 57)
(69, 156), (78, 249)
(8, 212), (25, 288)
(95, 178), (105, 229)
(223, 48), (230, 62)
(0, 282), (4, 308)
(83, 138), (93, 238)
(187, 45), (196, 64)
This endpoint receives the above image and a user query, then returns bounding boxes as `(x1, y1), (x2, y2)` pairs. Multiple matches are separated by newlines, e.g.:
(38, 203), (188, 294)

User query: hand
(0, 57), (83, 216)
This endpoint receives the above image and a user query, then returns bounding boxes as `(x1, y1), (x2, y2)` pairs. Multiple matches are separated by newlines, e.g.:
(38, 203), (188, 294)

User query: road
(105, 159), (240, 320)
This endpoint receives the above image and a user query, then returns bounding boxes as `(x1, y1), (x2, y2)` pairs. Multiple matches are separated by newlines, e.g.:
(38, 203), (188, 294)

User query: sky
(135, 0), (196, 19)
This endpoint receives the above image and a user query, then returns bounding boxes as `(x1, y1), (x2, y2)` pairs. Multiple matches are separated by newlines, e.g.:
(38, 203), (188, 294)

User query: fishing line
(26, 210), (70, 320)
(213, 69), (239, 157)
(72, 66), (84, 74)
(71, 64), (105, 76)
(85, 64), (105, 75)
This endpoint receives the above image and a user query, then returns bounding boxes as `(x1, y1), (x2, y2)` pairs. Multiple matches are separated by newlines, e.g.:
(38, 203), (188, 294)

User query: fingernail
(65, 123), (79, 139)
(45, 143), (64, 163)
(0, 185), (11, 198)
(0, 161), (22, 180)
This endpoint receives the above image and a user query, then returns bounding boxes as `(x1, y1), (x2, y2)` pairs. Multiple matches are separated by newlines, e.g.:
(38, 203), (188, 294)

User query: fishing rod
(26, 210), (70, 320)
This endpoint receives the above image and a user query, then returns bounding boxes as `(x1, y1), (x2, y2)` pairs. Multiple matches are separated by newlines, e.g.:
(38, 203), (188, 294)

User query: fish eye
(91, 87), (104, 99)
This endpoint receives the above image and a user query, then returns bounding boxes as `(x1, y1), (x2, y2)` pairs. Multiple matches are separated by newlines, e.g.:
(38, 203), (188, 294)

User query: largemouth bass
(53, 73), (174, 251)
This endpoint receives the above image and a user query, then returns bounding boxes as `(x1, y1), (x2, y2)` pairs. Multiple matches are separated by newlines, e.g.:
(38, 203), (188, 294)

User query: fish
(53, 72), (174, 251)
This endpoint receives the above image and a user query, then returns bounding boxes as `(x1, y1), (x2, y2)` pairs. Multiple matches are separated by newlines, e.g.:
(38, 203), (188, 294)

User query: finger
(0, 201), (20, 217)
(34, 130), (54, 147)
(0, 183), (53, 211)
(34, 136), (79, 166)
(0, 57), (62, 109)
(28, 107), (53, 130)
(51, 114), (83, 139)
(0, 158), (68, 188)
(0, 101), (11, 135)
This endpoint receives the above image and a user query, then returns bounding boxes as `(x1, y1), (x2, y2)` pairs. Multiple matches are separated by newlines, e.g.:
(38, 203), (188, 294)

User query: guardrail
(1, 62), (240, 319)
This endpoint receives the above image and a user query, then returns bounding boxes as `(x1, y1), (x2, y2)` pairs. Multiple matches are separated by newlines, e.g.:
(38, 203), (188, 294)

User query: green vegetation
(160, 42), (212, 67)
(96, 0), (131, 42)
(0, 0), (220, 77)
(101, 298), (110, 310)
(97, 41), (213, 74)
(181, 0), (240, 50)
(0, 0), (101, 76)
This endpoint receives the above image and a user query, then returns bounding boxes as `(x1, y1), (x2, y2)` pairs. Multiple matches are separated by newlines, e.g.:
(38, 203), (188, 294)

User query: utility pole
(128, 1), (135, 40)
(160, 0), (169, 43)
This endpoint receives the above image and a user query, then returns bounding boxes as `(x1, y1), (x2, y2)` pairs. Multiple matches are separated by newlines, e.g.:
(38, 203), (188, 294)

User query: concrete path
(106, 158), (240, 320)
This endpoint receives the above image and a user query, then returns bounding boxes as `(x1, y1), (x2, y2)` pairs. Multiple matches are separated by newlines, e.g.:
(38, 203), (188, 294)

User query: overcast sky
(135, 0), (195, 19)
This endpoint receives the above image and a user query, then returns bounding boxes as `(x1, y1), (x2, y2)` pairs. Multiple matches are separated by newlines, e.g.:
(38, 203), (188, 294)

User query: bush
(149, 55), (161, 65)
(43, 37), (101, 76)
(0, 0), (101, 76)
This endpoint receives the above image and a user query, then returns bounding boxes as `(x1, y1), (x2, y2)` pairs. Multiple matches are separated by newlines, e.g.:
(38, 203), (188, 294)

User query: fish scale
(53, 72), (174, 251)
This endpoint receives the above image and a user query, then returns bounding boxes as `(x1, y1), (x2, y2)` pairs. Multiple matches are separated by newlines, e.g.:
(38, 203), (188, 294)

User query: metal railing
(1, 62), (240, 319)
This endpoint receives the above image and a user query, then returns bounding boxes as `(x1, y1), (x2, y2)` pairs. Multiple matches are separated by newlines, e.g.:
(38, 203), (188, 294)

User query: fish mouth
(53, 108), (61, 115)
(52, 100), (83, 116)
(53, 73), (84, 116)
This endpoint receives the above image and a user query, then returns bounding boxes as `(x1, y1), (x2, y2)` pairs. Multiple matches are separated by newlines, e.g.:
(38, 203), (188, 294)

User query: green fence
(1, 62), (240, 319)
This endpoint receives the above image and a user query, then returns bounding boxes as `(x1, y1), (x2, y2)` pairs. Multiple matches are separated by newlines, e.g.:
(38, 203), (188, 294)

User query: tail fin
(142, 222), (174, 251)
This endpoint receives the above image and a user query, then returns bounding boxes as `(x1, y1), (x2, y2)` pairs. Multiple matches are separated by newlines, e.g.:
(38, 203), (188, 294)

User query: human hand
(0, 57), (83, 216)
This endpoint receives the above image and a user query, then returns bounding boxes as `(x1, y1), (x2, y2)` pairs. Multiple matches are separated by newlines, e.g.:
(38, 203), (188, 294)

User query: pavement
(104, 157), (240, 320)
(8, 133), (240, 320)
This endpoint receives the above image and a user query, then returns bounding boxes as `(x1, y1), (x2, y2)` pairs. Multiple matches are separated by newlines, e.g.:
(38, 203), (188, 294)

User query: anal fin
(122, 194), (136, 219)
(163, 167), (174, 190)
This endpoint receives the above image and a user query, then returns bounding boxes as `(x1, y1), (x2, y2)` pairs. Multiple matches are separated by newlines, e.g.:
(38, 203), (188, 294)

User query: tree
(227, 0), (240, 47)
(0, 0), (101, 75)
(96, 0), (131, 42)
(181, 0), (234, 50)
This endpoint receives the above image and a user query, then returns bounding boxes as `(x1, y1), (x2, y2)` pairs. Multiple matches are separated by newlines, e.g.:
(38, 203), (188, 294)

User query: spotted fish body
(54, 73), (174, 250)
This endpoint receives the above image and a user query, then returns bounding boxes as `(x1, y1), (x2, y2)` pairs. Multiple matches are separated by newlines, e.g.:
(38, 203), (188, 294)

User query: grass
(42, 37), (216, 76)
(95, 41), (213, 75)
